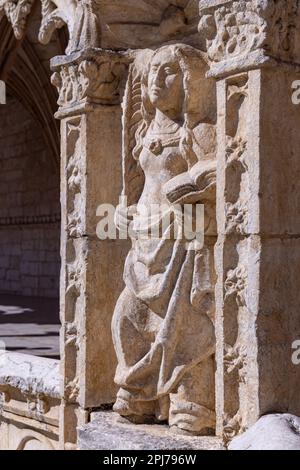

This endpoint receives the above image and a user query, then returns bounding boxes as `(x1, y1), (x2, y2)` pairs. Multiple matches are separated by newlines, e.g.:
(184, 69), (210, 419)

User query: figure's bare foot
(169, 400), (216, 436)
(113, 398), (132, 416)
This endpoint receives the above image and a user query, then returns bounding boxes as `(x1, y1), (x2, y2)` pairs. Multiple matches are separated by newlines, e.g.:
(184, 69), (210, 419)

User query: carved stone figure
(112, 44), (217, 435)
(39, 0), (101, 54)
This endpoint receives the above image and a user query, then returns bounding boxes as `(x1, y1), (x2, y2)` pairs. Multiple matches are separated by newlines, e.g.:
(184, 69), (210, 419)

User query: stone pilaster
(199, 0), (300, 442)
(51, 48), (130, 449)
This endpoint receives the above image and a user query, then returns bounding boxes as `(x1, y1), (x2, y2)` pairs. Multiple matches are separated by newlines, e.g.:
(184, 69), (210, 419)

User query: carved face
(148, 49), (184, 116)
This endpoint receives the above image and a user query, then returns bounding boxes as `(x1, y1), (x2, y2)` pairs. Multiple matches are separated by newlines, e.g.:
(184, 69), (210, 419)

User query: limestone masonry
(1, 0), (300, 451)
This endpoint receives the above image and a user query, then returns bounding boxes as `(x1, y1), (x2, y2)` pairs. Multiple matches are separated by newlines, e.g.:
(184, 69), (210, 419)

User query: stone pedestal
(78, 412), (224, 451)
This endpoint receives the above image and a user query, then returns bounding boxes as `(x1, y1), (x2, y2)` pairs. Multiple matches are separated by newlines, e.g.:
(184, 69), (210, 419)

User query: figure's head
(143, 44), (215, 124)
(133, 44), (216, 165)
(148, 47), (184, 117)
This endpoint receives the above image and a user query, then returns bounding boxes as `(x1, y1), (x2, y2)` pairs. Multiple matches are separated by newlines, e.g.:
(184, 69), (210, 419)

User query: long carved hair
(133, 44), (216, 169)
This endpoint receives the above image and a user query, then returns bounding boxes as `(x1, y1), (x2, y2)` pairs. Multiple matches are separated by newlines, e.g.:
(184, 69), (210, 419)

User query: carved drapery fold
(110, 44), (218, 435)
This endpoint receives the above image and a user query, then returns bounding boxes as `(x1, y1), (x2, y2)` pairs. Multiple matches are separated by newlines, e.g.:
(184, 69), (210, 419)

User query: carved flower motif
(225, 201), (248, 235)
(224, 343), (247, 380)
(223, 411), (244, 443)
(225, 136), (247, 170)
(224, 265), (247, 307)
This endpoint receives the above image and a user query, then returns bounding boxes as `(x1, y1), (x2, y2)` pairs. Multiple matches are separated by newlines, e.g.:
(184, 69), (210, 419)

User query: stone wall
(0, 96), (60, 298)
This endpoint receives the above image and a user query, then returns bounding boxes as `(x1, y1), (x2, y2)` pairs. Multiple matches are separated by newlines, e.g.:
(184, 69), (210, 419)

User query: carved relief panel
(61, 117), (84, 406)
(216, 73), (252, 442)
(111, 44), (218, 436)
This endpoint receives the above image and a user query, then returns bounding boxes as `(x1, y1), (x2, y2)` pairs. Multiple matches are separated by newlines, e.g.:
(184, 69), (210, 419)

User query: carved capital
(198, 0), (300, 74)
(0, 0), (34, 39)
(51, 49), (129, 115)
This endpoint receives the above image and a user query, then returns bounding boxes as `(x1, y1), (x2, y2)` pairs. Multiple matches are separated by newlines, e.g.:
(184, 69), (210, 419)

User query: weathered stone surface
(38, 1), (202, 54)
(0, 351), (60, 450)
(0, 0), (34, 40)
(2, 0), (300, 452)
(51, 47), (130, 448)
(112, 44), (217, 436)
(200, 1), (300, 442)
(229, 414), (300, 450)
(0, 351), (60, 398)
(198, 0), (300, 76)
(78, 412), (224, 450)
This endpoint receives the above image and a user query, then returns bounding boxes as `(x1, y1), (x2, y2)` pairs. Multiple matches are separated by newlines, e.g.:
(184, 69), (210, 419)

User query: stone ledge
(0, 351), (60, 399)
(78, 412), (225, 451)
(0, 213), (61, 227)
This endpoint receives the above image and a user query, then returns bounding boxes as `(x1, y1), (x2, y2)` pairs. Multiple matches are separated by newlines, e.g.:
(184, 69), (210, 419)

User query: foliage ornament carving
(198, 0), (300, 65)
(51, 51), (128, 110)
(111, 43), (218, 435)
(224, 264), (247, 307)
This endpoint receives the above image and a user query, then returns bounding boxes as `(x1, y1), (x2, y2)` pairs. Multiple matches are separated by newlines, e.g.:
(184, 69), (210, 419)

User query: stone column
(199, 0), (300, 442)
(50, 49), (129, 449)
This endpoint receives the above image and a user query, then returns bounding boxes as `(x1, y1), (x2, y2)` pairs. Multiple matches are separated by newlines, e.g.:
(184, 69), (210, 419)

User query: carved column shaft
(199, 0), (300, 441)
(51, 49), (129, 449)
(215, 70), (262, 440)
